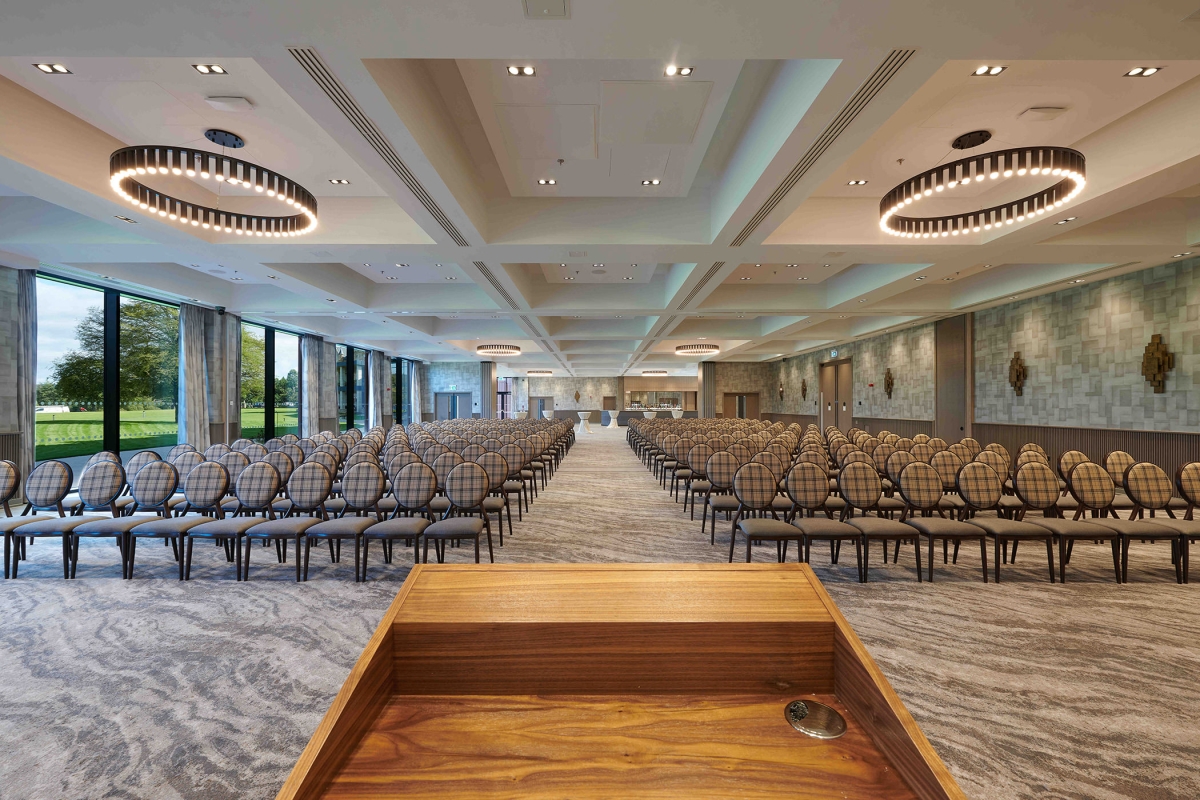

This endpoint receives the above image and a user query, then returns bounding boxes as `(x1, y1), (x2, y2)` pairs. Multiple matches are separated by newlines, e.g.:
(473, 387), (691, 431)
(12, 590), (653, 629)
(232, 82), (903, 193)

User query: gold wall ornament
(779, 382), (784, 400)
(884, 368), (895, 400)
(1141, 334), (1175, 393)
(801, 379), (808, 401)
(1008, 351), (1028, 396)
(574, 390), (581, 403)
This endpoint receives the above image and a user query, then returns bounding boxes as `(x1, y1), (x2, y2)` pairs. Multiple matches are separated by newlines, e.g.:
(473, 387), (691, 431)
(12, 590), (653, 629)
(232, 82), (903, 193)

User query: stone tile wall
(420, 361), (483, 415)
(527, 377), (618, 411)
(975, 258), (1200, 431)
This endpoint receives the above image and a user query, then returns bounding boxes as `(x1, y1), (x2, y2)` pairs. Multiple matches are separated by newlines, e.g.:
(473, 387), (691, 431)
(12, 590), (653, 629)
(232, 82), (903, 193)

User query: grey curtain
(368, 350), (387, 429)
(318, 340), (336, 430)
(17, 270), (36, 495)
(178, 304), (211, 450)
(410, 362), (423, 425)
(300, 334), (321, 437)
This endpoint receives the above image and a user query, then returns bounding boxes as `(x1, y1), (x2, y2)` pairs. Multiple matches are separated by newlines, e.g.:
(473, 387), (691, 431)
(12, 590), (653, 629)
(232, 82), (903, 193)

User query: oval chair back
(242, 443), (268, 462)
(387, 452), (421, 480)
(77, 461), (127, 516)
(1104, 451), (1136, 486)
(179, 461), (229, 518)
(280, 442), (304, 467)
(960, 437), (982, 458)
(168, 443), (197, 459)
(393, 463), (437, 514)
(171, 451), (205, 483)
(885, 450), (916, 487)
(340, 462), (386, 518)
(897, 462), (943, 518)
(1058, 450), (1091, 484)
(125, 450), (161, 480)
(232, 462), (281, 517)
(706, 451), (739, 492)
(1066, 461), (1114, 517)
(1124, 462), (1172, 517)
(975, 450), (1009, 482)
(286, 462), (334, 518)
(732, 462), (777, 520)
(837, 461), (883, 518)
(307, 451), (338, 476)
(985, 442), (1010, 463)
(785, 462), (831, 515)
(262, 451), (294, 485)
(444, 462), (489, 516)
(128, 460), (179, 516)
(475, 452), (510, 494)
(0, 460), (19, 515)
(219, 451), (252, 486)
(1176, 463), (1200, 515)
(204, 443), (232, 460)
(24, 460), (74, 515)
(432, 452), (465, 490)
(956, 461), (1003, 514)
(1013, 462), (1061, 514)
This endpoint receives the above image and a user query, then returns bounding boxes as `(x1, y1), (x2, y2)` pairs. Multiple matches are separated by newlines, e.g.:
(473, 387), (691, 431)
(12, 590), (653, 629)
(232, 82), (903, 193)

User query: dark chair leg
(979, 538), (988, 583)
(1044, 538), (1055, 583)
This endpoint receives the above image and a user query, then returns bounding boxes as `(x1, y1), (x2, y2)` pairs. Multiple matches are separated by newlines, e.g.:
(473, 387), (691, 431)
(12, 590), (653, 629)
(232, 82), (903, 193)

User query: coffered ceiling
(1, 0), (1199, 377)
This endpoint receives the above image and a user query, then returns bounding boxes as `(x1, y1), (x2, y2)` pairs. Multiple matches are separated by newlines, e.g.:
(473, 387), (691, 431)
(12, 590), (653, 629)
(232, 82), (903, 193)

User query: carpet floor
(2, 426), (1197, 799)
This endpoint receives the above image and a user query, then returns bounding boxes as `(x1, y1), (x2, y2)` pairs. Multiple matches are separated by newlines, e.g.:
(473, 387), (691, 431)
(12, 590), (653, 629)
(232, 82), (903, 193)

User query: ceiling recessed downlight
(676, 343), (719, 356)
(477, 344), (521, 357)
(972, 65), (1007, 76)
(1125, 67), (1162, 77)
(1055, 217), (1077, 225)
(641, 178), (661, 185)
(508, 66), (536, 77)
(1174, 252), (1192, 258)
(193, 64), (227, 75)
(537, 178), (557, 185)
(847, 180), (869, 186)
(328, 178), (350, 185)
(34, 63), (71, 74)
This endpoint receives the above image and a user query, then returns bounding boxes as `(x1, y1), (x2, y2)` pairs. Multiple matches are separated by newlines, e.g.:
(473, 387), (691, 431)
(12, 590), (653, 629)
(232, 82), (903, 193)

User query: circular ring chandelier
(477, 344), (521, 357)
(879, 146), (1085, 238)
(676, 344), (719, 356)
(526, 369), (553, 376)
(108, 145), (318, 237)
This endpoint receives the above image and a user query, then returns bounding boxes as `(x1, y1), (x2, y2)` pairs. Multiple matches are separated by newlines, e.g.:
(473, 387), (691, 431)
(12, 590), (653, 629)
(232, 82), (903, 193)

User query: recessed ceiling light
(1125, 67), (1162, 77)
(593, 263), (603, 267)
(386, 276), (397, 281)
(839, 315), (848, 318)
(823, 264), (831, 268)
(231, 277), (243, 281)
(797, 277), (808, 280)
(614, 315), (623, 318)
(114, 215), (137, 223)
(786, 263), (798, 267)
(943, 276), (954, 281)
(697, 337), (707, 340)
(740, 276), (751, 280)
(1055, 217), (1078, 224)
(564, 276), (575, 280)
(395, 263), (409, 267)
(641, 179), (661, 185)
(506, 65), (536, 76)
(34, 63), (71, 74)
(737, 314), (745, 318)
(326, 298), (336, 303)
(363, 263), (371, 267)
(193, 64), (227, 75)
(1010, 295), (1019, 300)
(665, 65), (694, 77)
(914, 275), (926, 281)
(537, 178), (557, 185)
(445, 276), (457, 280)
(847, 180), (868, 186)
(267, 274), (277, 280)
(982, 264), (993, 269)
(329, 179), (350, 185)
(1174, 252), (1192, 258)
(1068, 279), (1085, 284)
(972, 65), (1006, 76)
(623, 276), (633, 280)
(857, 299), (866, 302)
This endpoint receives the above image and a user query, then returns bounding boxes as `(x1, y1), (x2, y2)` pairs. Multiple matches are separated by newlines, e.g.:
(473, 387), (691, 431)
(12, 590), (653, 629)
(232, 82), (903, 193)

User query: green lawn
(35, 407), (299, 460)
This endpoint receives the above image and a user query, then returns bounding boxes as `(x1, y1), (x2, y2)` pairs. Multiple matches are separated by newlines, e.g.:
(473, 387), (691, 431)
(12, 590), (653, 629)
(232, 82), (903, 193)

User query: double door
(819, 360), (853, 431)
(435, 392), (473, 420)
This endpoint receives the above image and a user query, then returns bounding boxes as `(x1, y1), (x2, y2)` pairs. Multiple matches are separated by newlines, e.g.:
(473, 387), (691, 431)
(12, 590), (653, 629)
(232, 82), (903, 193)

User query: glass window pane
(119, 296), (179, 458)
(399, 359), (411, 426)
(35, 277), (105, 467)
(241, 323), (266, 441)
(336, 345), (348, 432)
(390, 359), (397, 426)
(274, 330), (300, 438)
(352, 348), (367, 430)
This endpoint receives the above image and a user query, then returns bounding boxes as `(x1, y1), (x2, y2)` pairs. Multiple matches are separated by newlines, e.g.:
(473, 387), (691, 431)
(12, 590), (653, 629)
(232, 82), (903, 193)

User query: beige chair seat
(793, 516), (859, 539)
(708, 495), (740, 512)
(362, 517), (430, 539)
(423, 517), (485, 538)
(737, 518), (801, 539)
(903, 515), (984, 539)
(11, 517), (95, 534)
(0, 515), (51, 533)
(188, 517), (266, 537)
(845, 515), (911, 538)
(73, 516), (154, 535)
(306, 517), (377, 537)
(243, 517), (324, 537)
(967, 516), (1054, 539)
(131, 517), (213, 535)
(1023, 517), (1116, 539)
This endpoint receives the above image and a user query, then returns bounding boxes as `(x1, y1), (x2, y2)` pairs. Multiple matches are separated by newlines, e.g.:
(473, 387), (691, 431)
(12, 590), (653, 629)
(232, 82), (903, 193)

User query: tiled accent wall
(527, 377), (618, 410)
(772, 353), (822, 417)
(713, 362), (774, 412)
(975, 258), (1200, 431)
(0, 266), (18, 434)
(421, 362), (483, 415)
(848, 324), (936, 421)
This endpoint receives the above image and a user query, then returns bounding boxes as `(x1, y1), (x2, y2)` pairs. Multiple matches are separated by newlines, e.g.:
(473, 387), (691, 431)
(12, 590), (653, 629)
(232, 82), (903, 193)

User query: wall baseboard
(973, 422), (1200, 483)
(762, 413), (818, 427)
(852, 417), (934, 438)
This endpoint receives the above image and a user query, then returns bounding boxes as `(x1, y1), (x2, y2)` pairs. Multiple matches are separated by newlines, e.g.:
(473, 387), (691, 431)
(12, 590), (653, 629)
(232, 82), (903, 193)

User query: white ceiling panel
(494, 103), (597, 160)
(599, 81), (713, 145)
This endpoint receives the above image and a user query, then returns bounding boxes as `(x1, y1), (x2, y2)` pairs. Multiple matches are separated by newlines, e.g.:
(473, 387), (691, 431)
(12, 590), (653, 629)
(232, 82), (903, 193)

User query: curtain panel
(368, 350), (387, 429)
(16, 270), (36, 497)
(300, 334), (321, 437)
(410, 362), (423, 425)
(177, 304), (211, 450)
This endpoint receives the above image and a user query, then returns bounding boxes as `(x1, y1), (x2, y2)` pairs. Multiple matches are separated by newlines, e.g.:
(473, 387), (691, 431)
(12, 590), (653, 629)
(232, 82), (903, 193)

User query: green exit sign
(448, 384), (457, 390)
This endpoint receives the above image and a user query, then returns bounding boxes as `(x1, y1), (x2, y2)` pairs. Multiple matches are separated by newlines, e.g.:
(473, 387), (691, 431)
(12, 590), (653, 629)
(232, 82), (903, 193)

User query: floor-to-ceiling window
(35, 276), (105, 464)
(274, 330), (300, 438)
(336, 345), (349, 432)
(118, 296), (178, 454)
(352, 348), (368, 430)
(334, 345), (375, 432)
(394, 357), (416, 426)
(497, 377), (513, 419)
(240, 322), (267, 441)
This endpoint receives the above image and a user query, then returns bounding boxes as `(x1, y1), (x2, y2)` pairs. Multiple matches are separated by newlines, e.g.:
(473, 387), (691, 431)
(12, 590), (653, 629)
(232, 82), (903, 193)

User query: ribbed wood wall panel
(852, 417), (935, 438)
(0, 432), (20, 463)
(973, 423), (1200, 482)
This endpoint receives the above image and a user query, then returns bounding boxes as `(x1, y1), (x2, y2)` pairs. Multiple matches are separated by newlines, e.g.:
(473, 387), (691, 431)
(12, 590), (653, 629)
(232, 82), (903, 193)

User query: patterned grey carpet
(2, 426), (1197, 799)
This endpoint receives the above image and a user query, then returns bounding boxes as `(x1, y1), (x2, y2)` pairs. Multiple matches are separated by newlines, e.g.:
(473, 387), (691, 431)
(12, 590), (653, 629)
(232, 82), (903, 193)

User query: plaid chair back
(898, 462), (942, 511)
(984, 442), (1010, 463)
(315, 443), (342, 464)
(751, 452), (785, 484)
(975, 450), (1009, 481)
(960, 437), (982, 458)
(675, 438), (696, 462)
(1067, 461), (1115, 511)
(834, 443), (859, 467)
(342, 463), (386, 510)
(885, 450), (916, 485)
(445, 462), (489, 510)
(243, 443), (269, 462)
(481, 438), (503, 453)
(1104, 451), (1135, 485)
(130, 461), (178, 508)
(838, 462), (882, 512)
(854, 433), (870, 448)
(1058, 450), (1090, 481)
(235, 462), (281, 510)
(280, 442), (305, 467)
(929, 450), (963, 491)
(307, 451), (338, 475)
(204, 443), (232, 460)
(297, 439), (316, 459)
(474, 452), (510, 492)
(172, 451), (205, 481)
(219, 451), (251, 484)
(168, 443), (197, 459)
(927, 437), (948, 453)
(1124, 463), (1171, 511)
(394, 463), (437, 510)
(1019, 442), (1047, 458)
(706, 451), (739, 489)
(348, 442), (376, 458)
(726, 442), (752, 465)
(461, 444), (486, 462)
(433, 452), (465, 489)
(948, 442), (972, 463)
(331, 438), (351, 459)
(281, 434), (300, 445)
(861, 437), (880, 455)
(1016, 450), (1049, 469)
(499, 434), (517, 445)
(183, 461), (229, 510)
(785, 462), (830, 510)
(84, 451), (121, 470)
(842, 450), (875, 470)
(732, 463), (777, 510)
(287, 462), (333, 511)
(498, 444), (525, 475)
(894, 437), (914, 452)
(468, 434), (486, 445)
(78, 461), (127, 508)
(1177, 463), (1200, 506)
(387, 451), (421, 479)
(125, 450), (162, 479)
(912, 433), (931, 445)
(909, 442), (935, 463)
(423, 443), (450, 463)
(797, 450), (827, 471)
(0, 460), (19, 506)
(883, 433), (900, 446)
(262, 451), (295, 484)
(766, 441), (791, 462)
(688, 444), (714, 476)
(872, 443), (896, 472)
(344, 450), (378, 470)
(957, 461), (1002, 510)
(1014, 462), (1060, 510)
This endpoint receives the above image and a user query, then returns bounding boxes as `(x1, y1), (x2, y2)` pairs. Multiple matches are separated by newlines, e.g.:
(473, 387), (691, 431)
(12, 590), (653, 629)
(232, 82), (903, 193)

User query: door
(435, 393), (451, 421)
(819, 364), (836, 430)
(723, 395), (737, 419)
(744, 393), (760, 420)
(836, 361), (853, 430)
(454, 392), (473, 419)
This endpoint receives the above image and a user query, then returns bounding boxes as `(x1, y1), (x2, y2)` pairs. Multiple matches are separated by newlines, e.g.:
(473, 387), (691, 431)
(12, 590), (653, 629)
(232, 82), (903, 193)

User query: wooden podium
(276, 564), (965, 799)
